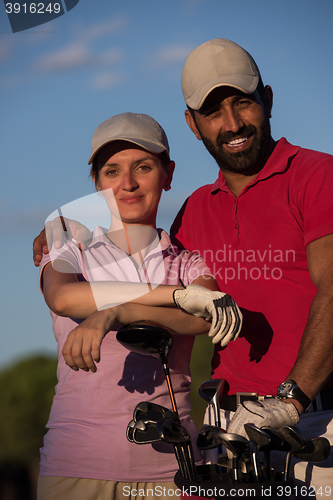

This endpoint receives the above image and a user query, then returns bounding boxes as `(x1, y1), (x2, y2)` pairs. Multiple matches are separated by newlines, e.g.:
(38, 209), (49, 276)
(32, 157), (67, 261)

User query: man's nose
(222, 107), (244, 134)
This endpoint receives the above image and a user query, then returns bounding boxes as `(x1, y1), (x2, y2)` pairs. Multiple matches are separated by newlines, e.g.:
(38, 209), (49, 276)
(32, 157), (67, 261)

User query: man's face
(189, 87), (272, 175)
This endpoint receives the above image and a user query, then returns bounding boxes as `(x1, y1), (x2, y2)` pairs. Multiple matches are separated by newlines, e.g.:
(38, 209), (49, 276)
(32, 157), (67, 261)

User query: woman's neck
(107, 223), (160, 265)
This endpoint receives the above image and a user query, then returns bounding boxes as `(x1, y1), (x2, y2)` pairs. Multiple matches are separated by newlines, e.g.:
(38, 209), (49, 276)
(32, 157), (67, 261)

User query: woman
(37, 113), (241, 500)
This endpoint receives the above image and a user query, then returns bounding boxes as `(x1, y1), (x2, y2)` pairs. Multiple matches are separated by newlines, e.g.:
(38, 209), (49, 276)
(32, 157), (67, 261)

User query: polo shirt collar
(211, 137), (300, 194)
(85, 225), (174, 259)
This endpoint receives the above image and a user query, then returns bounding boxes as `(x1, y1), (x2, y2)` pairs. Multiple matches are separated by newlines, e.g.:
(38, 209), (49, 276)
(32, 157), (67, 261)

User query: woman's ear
(164, 161), (175, 191)
(185, 110), (202, 141)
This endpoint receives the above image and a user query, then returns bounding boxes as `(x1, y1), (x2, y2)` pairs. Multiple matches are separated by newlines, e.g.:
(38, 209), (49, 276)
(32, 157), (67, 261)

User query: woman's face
(94, 141), (174, 228)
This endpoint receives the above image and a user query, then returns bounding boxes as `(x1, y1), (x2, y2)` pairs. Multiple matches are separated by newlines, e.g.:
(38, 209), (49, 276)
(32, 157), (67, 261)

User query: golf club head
(198, 379), (225, 404)
(156, 418), (191, 444)
(198, 379), (225, 428)
(131, 419), (162, 444)
(218, 432), (249, 457)
(279, 425), (305, 452)
(133, 401), (179, 424)
(244, 424), (271, 450)
(116, 323), (173, 363)
(261, 426), (285, 450)
(126, 419), (135, 442)
(197, 425), (227, 450)
(293, 437), (330, 462)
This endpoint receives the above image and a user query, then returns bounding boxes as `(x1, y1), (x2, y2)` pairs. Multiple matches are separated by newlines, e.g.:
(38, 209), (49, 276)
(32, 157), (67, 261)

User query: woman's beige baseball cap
(88, 112), (170, 165)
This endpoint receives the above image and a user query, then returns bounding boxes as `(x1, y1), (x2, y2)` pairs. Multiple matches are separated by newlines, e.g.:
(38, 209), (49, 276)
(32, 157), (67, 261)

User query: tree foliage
(0, 354), (57, 466)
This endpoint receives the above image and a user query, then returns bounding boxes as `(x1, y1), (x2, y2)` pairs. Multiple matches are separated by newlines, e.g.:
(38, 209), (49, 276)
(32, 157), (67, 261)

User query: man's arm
(33, 218), (92, 267)
(286, 233), (333, 412)
(33, 228), (48, 267)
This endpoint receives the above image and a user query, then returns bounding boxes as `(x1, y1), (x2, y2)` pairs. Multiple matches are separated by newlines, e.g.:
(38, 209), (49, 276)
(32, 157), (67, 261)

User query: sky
(1, 0), (333, 369)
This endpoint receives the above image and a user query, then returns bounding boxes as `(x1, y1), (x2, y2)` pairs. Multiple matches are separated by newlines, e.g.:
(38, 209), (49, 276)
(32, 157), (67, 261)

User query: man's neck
(221, 138), (276, 197)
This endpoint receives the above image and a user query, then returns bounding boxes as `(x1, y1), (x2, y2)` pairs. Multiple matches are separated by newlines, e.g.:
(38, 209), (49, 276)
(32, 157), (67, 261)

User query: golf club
(261, 426), (285, 481)
(217, 433), (249, 483)
(244, 423), (271, 483)
(198, 379), (225, 466)
(279, 425), (305, 480)
(293, 436), (330, 463)
(117, 323), (178, 414)
(126, 419), (135, 442)
(197, 425), (227, 450)
(156, 418), (197, 482)
(131, 419), (163, 445)
(133, 401), (180, 425)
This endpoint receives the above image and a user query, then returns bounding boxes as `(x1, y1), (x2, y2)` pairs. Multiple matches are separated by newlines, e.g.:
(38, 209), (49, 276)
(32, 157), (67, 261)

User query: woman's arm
(42, 261), (219, 318)
(62, 301), (211, 372)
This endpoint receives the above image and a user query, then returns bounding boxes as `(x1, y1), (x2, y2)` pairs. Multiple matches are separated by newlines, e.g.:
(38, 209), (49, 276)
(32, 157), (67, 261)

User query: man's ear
(185, 110), (202, 141)
(263, 85), (273, 118)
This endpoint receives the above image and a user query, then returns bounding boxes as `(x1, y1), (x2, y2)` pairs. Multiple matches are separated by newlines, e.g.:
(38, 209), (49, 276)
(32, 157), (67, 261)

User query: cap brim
(88, 138), (167, 165)
(186, 74), (259, 110)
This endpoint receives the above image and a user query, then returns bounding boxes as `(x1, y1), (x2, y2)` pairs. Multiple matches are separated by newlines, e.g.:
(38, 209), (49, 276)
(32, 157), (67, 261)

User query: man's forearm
(286, 288), (333, 407)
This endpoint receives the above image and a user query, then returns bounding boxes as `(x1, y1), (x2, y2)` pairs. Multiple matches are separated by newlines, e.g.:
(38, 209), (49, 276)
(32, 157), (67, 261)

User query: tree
(0, 354), (57, 466)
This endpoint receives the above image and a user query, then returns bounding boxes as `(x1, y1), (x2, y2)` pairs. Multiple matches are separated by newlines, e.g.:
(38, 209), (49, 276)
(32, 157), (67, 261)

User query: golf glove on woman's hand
(173, 284), (242, 346)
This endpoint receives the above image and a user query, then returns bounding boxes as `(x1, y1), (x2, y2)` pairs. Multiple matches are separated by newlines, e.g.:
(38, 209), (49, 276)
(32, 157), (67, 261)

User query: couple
(35, 39), (333, 500)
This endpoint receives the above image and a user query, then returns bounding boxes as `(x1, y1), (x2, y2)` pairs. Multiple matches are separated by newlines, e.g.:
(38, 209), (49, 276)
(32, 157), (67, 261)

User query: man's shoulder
(288, 140), (333, 167)
(187, 180), (218, 202)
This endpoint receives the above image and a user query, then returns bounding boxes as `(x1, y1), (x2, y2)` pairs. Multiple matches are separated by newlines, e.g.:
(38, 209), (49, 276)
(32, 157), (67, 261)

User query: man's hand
(227, 398), (300, 439)
(33, 217), (92, 267)
(173, 284), (242, 346)
(62, 307), (118, 373)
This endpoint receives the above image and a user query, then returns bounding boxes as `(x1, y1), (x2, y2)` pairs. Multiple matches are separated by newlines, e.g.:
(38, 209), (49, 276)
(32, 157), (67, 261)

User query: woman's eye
(137, 164), (152, 172)
(106, 169), (118, 176)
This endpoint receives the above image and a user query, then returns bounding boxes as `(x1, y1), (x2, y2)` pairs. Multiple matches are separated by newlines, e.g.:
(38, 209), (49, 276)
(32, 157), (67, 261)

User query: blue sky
(1, 0), (333, 368)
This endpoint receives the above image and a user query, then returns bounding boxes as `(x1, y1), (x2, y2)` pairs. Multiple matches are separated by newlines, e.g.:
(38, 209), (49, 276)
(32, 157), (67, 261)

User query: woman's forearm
(114, 302), (210, 335)
(43, 263), (184, 318)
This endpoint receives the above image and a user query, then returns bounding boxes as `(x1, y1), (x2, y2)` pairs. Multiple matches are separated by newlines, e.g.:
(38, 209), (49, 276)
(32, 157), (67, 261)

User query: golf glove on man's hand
(228, 397), (300, 439)
(173, 284), (242, 346)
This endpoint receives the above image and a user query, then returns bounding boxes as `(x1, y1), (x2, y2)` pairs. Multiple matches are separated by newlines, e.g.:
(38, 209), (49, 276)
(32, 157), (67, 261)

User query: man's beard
(200, 117), (272, 174)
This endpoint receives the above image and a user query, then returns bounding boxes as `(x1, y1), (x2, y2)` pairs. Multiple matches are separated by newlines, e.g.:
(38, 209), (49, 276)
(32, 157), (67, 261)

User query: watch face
(282, 381), (293, 392)
(278, 381), (294, 396)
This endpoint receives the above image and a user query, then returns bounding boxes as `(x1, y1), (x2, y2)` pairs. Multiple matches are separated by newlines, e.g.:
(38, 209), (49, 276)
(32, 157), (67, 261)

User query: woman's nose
(122, 172), (139, 191)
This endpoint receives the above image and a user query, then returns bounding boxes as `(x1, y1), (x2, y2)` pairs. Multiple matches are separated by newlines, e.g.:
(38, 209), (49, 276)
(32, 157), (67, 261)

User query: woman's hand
(62, 307), (119, 372)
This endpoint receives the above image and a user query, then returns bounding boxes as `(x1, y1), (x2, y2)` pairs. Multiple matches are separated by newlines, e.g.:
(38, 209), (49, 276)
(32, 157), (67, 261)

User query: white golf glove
(173, 284), (242, 346)
(228, 397), (300, 440)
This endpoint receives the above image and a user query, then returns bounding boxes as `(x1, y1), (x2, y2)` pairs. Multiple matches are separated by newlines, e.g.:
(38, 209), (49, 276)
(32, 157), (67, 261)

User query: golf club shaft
(163, 366), (178, 415)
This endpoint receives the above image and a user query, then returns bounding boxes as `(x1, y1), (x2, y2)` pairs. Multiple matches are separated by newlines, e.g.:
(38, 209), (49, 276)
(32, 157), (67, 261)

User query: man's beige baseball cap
(181, 39), (261, 110)
(88, 112), (170, 165)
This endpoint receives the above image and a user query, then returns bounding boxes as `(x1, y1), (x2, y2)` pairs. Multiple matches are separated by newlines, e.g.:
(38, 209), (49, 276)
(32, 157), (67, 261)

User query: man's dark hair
(187, 76), (267, 120)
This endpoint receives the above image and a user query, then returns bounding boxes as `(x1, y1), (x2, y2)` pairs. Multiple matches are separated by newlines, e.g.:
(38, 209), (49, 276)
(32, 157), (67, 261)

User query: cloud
(149, 44), (194, 67)
(0, 36), (16, 64)
(73, 15), (128, 43)
(91, 71), (127, 90)
(34, 43), (123, 72)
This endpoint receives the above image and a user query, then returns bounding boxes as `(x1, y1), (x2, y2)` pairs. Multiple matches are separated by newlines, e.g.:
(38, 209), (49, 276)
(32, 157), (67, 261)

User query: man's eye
(237, 100), (252, 107)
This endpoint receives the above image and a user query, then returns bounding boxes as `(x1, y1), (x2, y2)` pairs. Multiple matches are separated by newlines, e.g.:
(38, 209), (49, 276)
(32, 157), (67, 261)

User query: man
(170, 38), (333, 490)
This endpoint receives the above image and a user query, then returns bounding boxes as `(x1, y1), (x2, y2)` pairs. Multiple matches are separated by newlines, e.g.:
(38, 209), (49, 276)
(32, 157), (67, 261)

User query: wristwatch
(277, 380), (312, 411)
